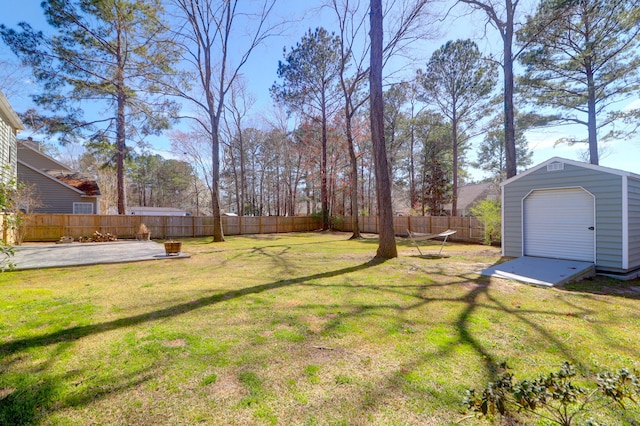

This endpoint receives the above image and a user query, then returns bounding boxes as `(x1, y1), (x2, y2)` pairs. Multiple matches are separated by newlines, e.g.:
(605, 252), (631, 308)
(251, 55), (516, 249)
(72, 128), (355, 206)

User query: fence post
(64, 214), (70, 240)
(22, 214), (486, 243)
(163, 216), (168, 239)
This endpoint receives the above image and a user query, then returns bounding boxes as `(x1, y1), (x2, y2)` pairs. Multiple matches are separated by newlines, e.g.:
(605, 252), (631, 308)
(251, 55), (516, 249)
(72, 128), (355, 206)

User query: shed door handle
(588, 226), (595, 230)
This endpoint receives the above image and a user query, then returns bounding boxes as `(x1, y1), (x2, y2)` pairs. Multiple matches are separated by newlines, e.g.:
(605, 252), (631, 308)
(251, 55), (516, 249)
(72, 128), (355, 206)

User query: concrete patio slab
(480, 256), (595, 287)
(10, 241), (190, 271)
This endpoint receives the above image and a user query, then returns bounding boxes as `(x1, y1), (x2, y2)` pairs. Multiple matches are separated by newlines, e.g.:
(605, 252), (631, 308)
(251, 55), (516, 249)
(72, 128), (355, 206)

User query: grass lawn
(1, 232), (639, 425)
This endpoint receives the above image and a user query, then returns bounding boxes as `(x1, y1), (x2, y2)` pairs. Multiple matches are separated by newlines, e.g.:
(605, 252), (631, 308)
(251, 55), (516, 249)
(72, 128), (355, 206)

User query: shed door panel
(523, 188), (595, 262)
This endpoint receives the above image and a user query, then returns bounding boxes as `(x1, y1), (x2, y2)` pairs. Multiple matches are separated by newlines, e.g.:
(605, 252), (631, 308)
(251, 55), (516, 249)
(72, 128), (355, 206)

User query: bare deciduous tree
(169, 0), (285, 241)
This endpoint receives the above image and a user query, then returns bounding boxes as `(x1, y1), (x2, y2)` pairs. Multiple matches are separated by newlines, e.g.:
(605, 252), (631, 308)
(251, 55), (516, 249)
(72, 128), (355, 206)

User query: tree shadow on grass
(3, 245), (637, 424)
(0, 365), (156, 426)
(0, 336), (158, 426)
(293, 258), (640, 423)
(0, 258), (389, 424)
(0, 259), (386, 356)
(560, 276), (640, 300)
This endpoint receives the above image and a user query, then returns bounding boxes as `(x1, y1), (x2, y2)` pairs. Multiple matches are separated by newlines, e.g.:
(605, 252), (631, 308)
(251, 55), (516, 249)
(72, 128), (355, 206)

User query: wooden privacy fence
(19, 214), (323, 242)
(333, 215), (486, 243)
(17, 214), (486, 243)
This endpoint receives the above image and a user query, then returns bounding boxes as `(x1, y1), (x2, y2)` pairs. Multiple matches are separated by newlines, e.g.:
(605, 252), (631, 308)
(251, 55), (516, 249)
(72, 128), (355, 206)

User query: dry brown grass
(1, 232), (639, 425)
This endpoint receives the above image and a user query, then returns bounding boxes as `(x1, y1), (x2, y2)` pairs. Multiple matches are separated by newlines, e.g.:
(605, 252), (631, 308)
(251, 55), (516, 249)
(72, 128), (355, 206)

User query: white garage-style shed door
(523, 188), (595, 262)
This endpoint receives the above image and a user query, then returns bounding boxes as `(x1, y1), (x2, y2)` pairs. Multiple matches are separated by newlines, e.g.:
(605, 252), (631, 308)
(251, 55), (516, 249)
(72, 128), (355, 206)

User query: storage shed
(501, 157), (640, 276)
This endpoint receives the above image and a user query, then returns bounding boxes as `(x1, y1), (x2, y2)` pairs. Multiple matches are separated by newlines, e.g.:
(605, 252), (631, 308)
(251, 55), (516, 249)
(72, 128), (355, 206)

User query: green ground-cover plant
(1, 176), (45, 271)
(0, 178), (16, 270)
(0, 232), (639, 425)
(465, 361), (640, 425)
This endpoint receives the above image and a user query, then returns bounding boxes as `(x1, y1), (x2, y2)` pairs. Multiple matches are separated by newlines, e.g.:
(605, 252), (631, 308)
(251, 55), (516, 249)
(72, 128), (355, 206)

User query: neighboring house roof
(501, 156), (640, 186)
(129, 206), (188, 215)
(17, 161), (96, 196)
(47, 170), (101, 196)
(0, 90), (25, 131)
(459, 182), (498, 209)
(17, 139), (101, 197)
(444, 182), (499, 214)
(18, 139), (71, 170)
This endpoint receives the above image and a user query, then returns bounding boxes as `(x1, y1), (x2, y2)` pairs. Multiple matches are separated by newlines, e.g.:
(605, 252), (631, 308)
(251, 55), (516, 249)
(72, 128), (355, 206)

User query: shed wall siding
(503, 163), (623, 270)
(17, 164), (97, 214)
(628, 177), (640, 270)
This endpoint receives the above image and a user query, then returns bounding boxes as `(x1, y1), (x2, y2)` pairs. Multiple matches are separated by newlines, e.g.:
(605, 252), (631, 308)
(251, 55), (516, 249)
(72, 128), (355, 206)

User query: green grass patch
(1, 232), (639, 424)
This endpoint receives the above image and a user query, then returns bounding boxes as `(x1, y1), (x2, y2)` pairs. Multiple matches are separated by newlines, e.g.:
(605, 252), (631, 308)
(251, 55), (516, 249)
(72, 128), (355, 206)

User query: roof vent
(547, 162), (564, 172)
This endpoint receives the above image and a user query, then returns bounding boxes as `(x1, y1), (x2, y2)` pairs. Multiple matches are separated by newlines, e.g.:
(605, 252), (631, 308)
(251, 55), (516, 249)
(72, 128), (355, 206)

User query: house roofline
(18, 139), (75, 172)
(18, 159), (91, 196)
(0, 91), (25, 131)
(501, 157), (640, 186)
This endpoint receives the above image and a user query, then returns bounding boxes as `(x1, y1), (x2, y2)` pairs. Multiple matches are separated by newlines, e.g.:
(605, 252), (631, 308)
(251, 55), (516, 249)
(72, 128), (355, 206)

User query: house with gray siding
(501, 157), (640, 276)
(0, 91), (24, 183)
(17, 140), (100, 214)
(444, 182), (500, 216)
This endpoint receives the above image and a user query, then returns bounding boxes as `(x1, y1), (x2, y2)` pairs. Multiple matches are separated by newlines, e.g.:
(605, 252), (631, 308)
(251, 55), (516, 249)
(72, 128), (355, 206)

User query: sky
(1, 0), (639, 181)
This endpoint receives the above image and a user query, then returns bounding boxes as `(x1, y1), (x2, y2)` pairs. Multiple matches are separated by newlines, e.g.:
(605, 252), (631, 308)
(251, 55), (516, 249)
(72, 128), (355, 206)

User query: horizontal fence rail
(14, 214), (486, 243)
(17, 214), (323, 242)
(333, 215), (486, 243)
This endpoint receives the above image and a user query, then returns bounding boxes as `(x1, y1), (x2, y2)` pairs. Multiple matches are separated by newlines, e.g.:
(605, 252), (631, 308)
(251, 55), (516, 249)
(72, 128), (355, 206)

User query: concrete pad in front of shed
(10, 241), (190, 271)
(480, 256), (595, 287)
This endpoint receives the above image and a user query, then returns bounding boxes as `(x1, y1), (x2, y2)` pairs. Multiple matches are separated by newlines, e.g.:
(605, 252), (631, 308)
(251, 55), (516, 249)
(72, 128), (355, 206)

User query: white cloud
(623, 99), (640, 112)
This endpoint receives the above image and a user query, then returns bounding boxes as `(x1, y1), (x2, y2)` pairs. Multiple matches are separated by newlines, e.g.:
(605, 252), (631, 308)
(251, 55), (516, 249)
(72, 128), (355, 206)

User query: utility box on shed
(501, 157), (640, 277)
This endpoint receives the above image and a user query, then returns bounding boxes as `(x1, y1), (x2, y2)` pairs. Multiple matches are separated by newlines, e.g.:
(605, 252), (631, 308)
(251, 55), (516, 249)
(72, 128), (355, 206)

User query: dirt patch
(606, 285), (640, 297)
(0, 387), (16, 399)
(210, 372), (244, 401)
(162, 339), (188, 348)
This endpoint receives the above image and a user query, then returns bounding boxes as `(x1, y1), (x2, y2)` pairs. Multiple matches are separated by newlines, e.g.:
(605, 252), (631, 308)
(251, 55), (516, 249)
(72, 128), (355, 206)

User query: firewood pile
(78, 231), (118, 243)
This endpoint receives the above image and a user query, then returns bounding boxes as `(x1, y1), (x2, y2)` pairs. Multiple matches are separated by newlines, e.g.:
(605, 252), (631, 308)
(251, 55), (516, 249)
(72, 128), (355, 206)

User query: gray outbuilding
(501, 157), (640, 277)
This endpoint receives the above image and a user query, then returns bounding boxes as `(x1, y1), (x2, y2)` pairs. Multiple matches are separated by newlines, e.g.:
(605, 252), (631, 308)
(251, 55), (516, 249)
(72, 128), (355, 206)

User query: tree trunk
(370, 0), (397, 259)
(239, 131), (247, 215)
(409, 111), (416, 210)
(586, 68), (599, 165)
(321, 90), (329, 230)
(210, 119), (225, 242)
(451, 111), (459, 217)
(343, 96), (361, 239)
(228, 147), (241, 215)
(503, 2), (517, 179)
(116, 90), (126, 215)
(347, 131), (361, 239)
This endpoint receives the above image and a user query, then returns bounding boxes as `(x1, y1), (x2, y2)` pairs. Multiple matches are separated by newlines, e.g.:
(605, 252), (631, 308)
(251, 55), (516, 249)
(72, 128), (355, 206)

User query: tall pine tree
(1, 0), (180, 214)
(518, 0), (640, 164)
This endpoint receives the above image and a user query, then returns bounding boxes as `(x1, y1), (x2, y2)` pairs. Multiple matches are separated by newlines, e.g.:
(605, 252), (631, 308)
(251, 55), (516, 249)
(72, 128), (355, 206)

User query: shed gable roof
(501, 157), (640, 187)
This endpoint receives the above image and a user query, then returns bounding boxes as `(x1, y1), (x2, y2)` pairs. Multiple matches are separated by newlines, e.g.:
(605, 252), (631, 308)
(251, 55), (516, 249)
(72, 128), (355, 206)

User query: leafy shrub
(470, 198), (501, 245)
(464, 362), (640, 425)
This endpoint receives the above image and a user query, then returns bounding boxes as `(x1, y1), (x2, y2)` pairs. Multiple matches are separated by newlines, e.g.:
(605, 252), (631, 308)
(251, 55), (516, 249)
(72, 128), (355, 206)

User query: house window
(73, 202), (94, 214)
